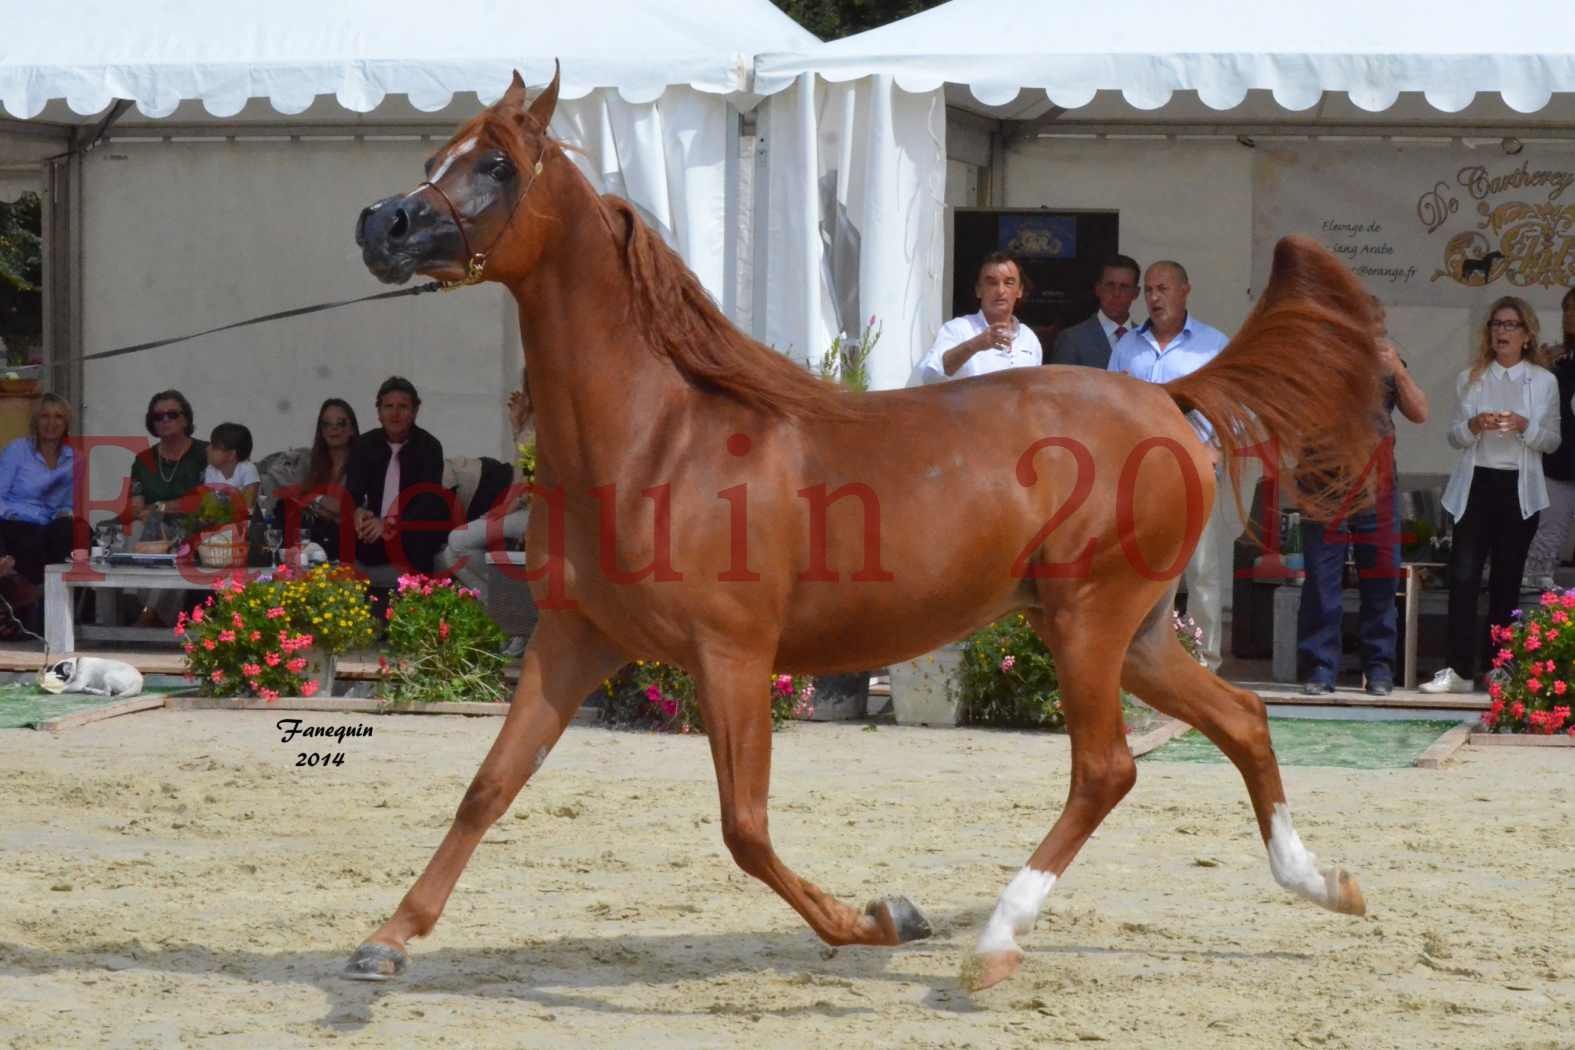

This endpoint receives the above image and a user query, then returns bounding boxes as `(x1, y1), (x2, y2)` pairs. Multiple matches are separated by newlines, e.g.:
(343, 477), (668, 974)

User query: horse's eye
(486, 160), (515, 183)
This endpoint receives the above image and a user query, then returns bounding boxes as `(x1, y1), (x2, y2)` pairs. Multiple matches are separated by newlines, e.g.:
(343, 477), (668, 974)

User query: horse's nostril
(389, 208), (410, 240)
(355, 205), (374, 244)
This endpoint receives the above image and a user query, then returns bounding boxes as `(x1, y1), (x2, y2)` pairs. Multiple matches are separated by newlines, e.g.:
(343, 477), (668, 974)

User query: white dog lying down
(38, 657), (144, 699)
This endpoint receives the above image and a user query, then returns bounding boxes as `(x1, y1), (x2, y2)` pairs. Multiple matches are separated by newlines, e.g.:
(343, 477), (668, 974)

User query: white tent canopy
(1, 0), (817, 119)
(755, 0), (1575, 115)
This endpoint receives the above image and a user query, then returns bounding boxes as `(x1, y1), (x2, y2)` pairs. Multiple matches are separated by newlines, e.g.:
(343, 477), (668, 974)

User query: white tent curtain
(0, 169), (40, 202)
(553, 87), (730, 306)
(760, 73), (944, 389)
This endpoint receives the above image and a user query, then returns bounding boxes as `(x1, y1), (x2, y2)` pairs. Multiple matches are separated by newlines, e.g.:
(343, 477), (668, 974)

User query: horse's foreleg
(695, 650), (932, 948)
(1120, 603), (1367, 917)
(962, 614), (1136, 992)
(343, 615), (623, 980)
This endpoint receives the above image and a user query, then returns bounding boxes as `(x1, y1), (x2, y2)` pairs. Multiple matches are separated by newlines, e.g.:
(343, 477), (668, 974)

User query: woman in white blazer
(1422, 297), (1561, 694)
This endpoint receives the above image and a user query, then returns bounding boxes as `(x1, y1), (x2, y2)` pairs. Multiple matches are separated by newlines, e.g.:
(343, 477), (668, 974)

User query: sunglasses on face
(1488, 320), (1526, 331)
(319, 419), (351, 430)
(151, 410), (184, 422)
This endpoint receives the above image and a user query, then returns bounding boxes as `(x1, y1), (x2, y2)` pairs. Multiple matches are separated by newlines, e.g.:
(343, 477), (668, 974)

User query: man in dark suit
(345, 376), (449, 574)
(1049, 254), (1141, 369)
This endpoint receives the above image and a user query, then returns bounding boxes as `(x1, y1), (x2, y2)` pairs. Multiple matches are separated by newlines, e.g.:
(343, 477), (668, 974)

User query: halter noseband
(420, 149), (546, 290)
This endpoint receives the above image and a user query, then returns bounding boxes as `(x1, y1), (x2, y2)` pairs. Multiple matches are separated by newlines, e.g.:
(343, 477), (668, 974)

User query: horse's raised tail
(1165, 235), (1385, 526)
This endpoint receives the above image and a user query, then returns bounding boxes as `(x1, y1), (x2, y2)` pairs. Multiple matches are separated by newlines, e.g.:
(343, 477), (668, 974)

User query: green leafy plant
(180, 488), (246, 535)
(599, 660), (814, 733)
(816, 314), (880, 392)
(956, 610), (1205, 730)
(516, 440), (536, 484)
(379, 573), (508, 702)
(1484, 590), (1575, 735)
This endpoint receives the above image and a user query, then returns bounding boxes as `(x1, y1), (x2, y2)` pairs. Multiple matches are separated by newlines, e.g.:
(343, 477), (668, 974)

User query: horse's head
(356, 66), (561, 286)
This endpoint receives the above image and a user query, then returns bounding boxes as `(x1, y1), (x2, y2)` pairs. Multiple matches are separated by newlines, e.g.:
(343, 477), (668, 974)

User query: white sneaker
(1418, 668), (1474, 694)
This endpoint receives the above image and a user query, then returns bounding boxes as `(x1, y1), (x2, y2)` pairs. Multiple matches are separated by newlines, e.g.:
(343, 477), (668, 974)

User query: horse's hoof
(865, 895), (933, 944)
(959, 948), (1023, 992)
(342, 941), (407, 981)
(1330, 868), (1367, 916)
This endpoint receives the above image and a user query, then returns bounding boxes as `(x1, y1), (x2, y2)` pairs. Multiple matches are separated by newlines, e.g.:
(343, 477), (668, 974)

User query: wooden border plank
(1128, 716), (1194, 758)
(1467, 732), (1575, 748)
(37, 696), (167, 732)
(1414, 720), (1478, 768)
(162, 696), (604, 721)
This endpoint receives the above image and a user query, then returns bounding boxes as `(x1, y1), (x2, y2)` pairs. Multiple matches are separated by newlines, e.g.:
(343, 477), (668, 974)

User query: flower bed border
(1467, 731), (1575, 748)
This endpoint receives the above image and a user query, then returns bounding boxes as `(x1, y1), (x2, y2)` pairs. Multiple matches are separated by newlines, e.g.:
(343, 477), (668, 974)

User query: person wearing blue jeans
(1297, 492), (1402, 694)
(1296, 301), (1429, 695)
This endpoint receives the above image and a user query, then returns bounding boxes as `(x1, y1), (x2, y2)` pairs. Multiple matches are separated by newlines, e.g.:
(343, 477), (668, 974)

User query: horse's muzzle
(356, 194), (443, 285)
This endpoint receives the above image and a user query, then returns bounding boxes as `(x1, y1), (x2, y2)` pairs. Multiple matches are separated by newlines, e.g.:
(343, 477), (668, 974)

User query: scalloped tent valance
(753, 0), (1575, 115)
(0, 0), (818, 120)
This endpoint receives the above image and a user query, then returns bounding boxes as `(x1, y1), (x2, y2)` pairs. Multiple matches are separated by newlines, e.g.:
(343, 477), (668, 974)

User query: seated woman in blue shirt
(0, 393), (81, 591)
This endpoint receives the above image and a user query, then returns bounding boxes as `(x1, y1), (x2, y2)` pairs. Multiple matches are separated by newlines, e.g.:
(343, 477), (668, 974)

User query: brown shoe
(134, 607), (166, 629)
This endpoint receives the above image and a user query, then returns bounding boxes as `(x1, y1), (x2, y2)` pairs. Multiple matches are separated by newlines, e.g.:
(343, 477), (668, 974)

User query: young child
(203, 422), (260, 509)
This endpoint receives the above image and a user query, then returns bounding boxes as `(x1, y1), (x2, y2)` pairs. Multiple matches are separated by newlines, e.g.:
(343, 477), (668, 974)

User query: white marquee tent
(755, 0), (1575, 390)
(0, 0), (817, 491)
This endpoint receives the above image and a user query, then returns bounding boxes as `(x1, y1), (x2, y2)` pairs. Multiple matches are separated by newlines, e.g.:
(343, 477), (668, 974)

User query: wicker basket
(196, 529), (249, 569)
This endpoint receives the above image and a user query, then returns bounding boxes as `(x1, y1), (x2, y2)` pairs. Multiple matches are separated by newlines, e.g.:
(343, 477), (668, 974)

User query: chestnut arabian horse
(350, 70), (1380, 991)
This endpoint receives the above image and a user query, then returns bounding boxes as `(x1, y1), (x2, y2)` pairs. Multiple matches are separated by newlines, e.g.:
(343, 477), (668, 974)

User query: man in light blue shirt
(1107, 260), (1232, 669)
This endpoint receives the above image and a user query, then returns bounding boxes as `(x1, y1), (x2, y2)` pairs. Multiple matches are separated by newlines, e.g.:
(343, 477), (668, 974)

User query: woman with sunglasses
(1422, 297), (1560, 694)
(125, 389), (208, 627)
(283, 398), (360, 560)
(128, 390), (208, 526)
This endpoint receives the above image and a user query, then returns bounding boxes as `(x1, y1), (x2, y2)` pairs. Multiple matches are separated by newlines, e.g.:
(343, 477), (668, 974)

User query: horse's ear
(522, 60), (561, 134)
(500, 70), (529, 112)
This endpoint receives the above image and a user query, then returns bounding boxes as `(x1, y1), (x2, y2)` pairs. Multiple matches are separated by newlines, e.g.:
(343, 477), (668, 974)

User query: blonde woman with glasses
(1422, 297), (1560, 693)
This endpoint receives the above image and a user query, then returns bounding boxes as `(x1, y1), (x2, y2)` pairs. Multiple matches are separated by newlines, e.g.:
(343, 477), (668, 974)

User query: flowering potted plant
(599, 660), (814, 733)
(945, 610), (1207, 730)
(380, 573), (509, 702)
(177, 565), (375, 699)
(1484, 590), (1575, 736)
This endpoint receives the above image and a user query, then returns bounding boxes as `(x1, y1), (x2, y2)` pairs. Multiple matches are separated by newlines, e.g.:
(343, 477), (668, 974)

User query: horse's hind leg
(1121, 598), (1367, 917)
(693, 647), (932, 948)
(343, 613), (624, 980)
(963, 607), (1139, 992)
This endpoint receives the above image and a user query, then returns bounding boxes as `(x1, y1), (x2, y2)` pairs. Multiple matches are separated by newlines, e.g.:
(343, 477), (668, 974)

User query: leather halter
(419, 147), (546, 289)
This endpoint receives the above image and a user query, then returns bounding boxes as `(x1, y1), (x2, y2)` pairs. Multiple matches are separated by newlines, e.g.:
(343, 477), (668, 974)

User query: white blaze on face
(429, 136), (478, 185)
(976, 866), (1056, 956)
(1267, 802), (1339, 907)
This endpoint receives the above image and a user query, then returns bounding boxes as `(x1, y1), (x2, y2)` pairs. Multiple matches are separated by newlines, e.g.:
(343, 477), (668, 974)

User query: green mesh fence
(1140, 718), (1461, 770)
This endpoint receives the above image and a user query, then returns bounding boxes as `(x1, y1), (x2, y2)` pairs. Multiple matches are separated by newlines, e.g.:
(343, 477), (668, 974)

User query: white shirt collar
(1489, 360), (1528, 380)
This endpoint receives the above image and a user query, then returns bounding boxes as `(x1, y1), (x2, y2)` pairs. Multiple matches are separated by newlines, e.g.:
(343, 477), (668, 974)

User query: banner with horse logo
(1252, 142), (1575, 308)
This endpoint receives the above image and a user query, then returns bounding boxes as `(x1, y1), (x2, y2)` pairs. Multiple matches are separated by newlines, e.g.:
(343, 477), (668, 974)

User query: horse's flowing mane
(601, 195), (869, 422)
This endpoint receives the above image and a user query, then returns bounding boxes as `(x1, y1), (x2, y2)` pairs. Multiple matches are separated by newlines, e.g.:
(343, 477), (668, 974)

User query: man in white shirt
(917, 253), (1042, 384)
(1050, 254), (1141, 370)
(1107, 260), (1233, 669)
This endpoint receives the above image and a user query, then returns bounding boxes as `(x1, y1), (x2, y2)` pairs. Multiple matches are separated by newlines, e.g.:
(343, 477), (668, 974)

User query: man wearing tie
(1050, 254), (1141, 369)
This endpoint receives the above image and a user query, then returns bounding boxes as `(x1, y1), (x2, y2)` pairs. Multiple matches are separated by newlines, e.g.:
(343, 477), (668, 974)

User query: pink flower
(1511, 701), (1526, 719)
(172, 624), (185, 638)
(645, 684), (662, 703)
(301, 680), (319, 697)
(202, 639), (216, 651)
(266, 606), (286, 620)
(1000, 655), (1016, 672)
(1525, 637), (1542, 652)
(1554, 611), (1570, 625)
(219, 630), (235, 643)
(773, 674), (793, 696)
(190, 606), (205, 624)
(210, 670), (225, 683)
(1528, 678), (1543, 694)
(264, 651), (281, 667)
(1488, 682), (1503, 700)
(438, 619), (450, 641)
(183, 643), (195, 655)
(249, 630), (261, 642)
(286, 657), (307, 673)
(659, 698), (679, 718)
(242, 662), (262, 677)
(258, 687), (278, 702)
(231, 612), (244, 628)
(1556, 680), (1569, 696)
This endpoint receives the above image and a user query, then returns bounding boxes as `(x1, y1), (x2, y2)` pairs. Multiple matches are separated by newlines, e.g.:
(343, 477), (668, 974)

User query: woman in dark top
(125, 389), (207, 627)
(279, 398), (360, 560)
(128, 389), (208, 524)
(1523, 287), (1575, 590)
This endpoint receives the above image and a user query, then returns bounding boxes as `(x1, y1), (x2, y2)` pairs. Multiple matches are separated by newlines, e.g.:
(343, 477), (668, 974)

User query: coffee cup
(90, 545), (108, 560)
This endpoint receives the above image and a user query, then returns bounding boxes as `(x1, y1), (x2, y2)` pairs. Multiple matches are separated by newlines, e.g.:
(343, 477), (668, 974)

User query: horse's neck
(509, 197), (684, 483)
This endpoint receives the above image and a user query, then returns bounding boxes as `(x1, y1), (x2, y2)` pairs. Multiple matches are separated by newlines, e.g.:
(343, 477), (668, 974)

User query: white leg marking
(975, 867), (1056, 955)
(1267, 802), (1340, 907)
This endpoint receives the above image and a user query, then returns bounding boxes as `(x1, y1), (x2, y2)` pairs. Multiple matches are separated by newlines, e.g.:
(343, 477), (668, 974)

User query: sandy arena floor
(1, 709), (1571, 1049)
